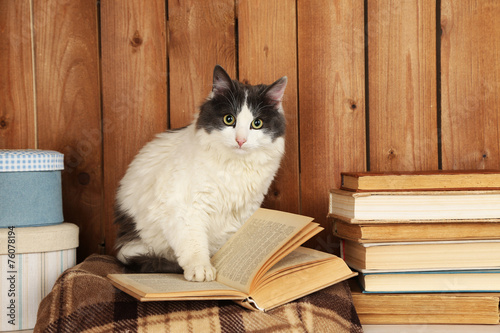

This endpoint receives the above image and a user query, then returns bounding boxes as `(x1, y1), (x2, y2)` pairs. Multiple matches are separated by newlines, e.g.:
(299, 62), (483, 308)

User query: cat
(114, 65), (287, 282)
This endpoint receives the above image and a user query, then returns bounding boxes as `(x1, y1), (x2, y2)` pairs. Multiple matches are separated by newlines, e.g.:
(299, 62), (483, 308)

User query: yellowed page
(248, 257), (357, 311)
(108, 273), (246, 301)
(254, 225), (322, 283)
(263, 247), (334, 278)
(211, 208), (314, 293)
(253, 247), (343, 293)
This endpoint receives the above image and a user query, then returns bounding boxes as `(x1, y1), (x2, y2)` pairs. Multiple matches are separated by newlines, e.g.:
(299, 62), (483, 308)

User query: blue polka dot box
(0, 150), (64, 227)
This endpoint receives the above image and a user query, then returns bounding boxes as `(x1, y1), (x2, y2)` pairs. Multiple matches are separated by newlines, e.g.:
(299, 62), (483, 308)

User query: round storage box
(0, 223), (78, 330)
(0, 150), (64, 227)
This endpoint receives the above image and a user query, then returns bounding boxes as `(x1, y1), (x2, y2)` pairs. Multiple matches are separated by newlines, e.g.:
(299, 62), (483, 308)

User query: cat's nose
(236, 138), (246, 147)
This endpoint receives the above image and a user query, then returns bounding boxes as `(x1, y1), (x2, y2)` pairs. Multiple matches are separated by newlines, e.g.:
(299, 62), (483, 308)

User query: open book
(108, 208), (356, 311)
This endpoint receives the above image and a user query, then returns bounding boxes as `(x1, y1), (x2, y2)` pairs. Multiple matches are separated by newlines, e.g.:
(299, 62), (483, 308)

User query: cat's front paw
(183, 264), (217, 282)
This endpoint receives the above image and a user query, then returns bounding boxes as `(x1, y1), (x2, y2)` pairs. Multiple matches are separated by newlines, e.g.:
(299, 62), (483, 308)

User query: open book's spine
(237, 298), (265, 312)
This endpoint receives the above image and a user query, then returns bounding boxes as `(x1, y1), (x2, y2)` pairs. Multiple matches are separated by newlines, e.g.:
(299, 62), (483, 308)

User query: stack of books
(329, 170), (500, 325)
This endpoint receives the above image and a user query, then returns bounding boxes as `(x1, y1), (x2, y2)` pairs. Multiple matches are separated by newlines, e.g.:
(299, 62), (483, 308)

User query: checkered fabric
(35, 255), (363, 333)
(0, 150), (64, 172)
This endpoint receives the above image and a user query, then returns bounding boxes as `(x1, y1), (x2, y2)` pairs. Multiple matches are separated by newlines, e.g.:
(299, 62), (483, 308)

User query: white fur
(116, 96), (285, 282)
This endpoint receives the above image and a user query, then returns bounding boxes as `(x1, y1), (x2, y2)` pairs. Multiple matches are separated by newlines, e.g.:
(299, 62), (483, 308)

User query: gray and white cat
(114, 65), (287, 282)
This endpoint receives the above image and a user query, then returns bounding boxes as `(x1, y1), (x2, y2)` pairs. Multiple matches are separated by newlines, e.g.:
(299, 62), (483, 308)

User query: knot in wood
(130, 31), (143, 47)
(387, 149), (396, 160)
(78, 172), (91, 185)
(346, 99), (358, 111)
(0, 118), (7, 129)
(263, 45), (269, 57)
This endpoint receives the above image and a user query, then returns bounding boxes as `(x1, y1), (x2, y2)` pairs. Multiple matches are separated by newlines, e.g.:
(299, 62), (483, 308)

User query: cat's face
(196, 65), (287, 154)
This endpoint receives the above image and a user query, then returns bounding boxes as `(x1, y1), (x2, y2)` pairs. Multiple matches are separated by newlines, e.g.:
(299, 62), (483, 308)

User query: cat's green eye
(223, 114), (235, 126)
(251, 118), (263, 129)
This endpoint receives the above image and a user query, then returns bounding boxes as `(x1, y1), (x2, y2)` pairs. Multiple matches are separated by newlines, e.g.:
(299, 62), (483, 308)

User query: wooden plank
(168, 0), (236, 128)
(238, 0), (300, 213)
(34, 0), (102, 262)
(0, 0), (35, 148)
(367, 0), (438, 171)
(101, 0), (168, 255)
(297, 0), (366, 252)
(441, 0), (500, 169)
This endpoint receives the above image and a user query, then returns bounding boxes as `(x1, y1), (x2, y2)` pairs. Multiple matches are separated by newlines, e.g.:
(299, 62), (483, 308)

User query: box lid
(0, 223), (78, 254)
(0, 149), (64, 172)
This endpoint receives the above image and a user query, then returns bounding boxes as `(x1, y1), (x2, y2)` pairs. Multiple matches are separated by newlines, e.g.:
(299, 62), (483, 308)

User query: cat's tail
(122, 253), (183, 274)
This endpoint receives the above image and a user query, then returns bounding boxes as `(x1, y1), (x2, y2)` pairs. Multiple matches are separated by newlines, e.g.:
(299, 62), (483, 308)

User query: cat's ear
(212, 65), (233, 95)
(265, 76), (288, 107)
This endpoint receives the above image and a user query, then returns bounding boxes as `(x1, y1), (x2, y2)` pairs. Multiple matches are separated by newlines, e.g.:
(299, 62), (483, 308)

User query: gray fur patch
(114, 204), (183, 273)
(114, 204), (140, 251)
(123, 253), (183, 273)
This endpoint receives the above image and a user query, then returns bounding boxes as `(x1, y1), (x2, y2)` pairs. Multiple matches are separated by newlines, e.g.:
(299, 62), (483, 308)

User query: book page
(264, 247), (334, 276)
(108, 273), (245, 299)
(256, 224), (322, 280)
(248, 256), (356, 311)
(211, 208), (314, 293)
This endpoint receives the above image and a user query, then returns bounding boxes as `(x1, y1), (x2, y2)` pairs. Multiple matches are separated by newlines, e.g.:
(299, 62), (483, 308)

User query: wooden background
(1, 0), (499, 261)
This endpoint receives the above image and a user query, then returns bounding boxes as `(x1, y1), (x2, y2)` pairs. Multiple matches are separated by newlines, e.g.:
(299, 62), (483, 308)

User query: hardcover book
(350, 282), (500, 325)
(108, 208), (356, 311)
(332, 218), (500, 243)
(329, 189), (500, 223)
(341, 170), (500, 192)
(341, 239), (500, 271)
(358, 269), (500, 293)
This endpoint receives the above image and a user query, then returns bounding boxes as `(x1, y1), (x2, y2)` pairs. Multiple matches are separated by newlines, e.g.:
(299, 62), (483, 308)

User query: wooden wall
(1, 0), (499, 261)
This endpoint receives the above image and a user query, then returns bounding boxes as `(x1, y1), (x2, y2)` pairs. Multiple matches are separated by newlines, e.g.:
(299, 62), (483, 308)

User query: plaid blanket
(35, 254), (363, 333)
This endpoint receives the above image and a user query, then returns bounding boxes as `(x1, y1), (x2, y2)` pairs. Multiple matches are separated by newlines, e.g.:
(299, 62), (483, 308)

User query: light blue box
(0, 150), (64, 227)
